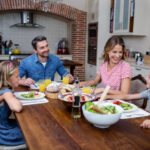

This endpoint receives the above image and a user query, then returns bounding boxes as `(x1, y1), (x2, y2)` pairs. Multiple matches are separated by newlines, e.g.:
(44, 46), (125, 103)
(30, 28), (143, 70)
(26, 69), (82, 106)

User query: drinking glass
(62, 77), (69, 84)
(39, 80), (46, 92)
(82, 85), (91, 94)
(45, 78), (52, 87)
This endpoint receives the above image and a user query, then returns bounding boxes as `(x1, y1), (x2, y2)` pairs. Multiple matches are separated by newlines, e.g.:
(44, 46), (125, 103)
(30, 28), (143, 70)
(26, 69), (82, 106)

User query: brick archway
(0, 0), (87, 81)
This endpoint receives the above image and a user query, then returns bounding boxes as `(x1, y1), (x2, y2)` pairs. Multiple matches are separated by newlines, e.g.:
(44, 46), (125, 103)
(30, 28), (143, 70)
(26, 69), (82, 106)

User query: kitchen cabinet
(56, 55), (72, 60)
(0, 55), (9, 61)
(131, 66), (149, 78)
(110, 0), (148, 35)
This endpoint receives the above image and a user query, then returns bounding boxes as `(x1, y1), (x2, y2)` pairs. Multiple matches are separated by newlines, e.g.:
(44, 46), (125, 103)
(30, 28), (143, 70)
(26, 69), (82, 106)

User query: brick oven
(0, 0), (87, 81)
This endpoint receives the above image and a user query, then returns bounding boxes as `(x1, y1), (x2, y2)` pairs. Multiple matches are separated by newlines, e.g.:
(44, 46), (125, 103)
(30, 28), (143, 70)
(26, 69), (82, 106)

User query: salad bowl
(82, 101), (123, 128)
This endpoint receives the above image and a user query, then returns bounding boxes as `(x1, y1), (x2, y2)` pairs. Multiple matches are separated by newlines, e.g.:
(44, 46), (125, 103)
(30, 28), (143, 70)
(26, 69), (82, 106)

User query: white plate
(14, 91), (45, 100)
(58, 92), (95, 103)
(107, 100), (138, 113)
(30, 81), (62, 90)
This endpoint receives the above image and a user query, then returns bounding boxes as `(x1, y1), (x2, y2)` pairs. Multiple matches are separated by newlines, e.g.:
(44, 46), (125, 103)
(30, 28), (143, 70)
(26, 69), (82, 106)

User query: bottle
(71, 77), (81, 118)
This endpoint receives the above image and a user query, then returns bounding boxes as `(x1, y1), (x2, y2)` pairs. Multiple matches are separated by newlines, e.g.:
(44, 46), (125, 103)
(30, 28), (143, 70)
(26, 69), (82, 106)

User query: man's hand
(140, 119), (150, 129)
(19, 78), (35, 87)
(65, 74), (74, 83)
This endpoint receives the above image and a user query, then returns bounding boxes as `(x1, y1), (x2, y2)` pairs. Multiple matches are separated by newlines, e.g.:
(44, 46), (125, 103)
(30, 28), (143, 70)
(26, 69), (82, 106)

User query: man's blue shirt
(19, 54), (69, 82)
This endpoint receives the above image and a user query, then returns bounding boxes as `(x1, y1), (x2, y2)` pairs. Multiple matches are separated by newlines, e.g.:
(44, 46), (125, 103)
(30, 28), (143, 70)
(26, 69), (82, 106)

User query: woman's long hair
(102, 36), (127, 62)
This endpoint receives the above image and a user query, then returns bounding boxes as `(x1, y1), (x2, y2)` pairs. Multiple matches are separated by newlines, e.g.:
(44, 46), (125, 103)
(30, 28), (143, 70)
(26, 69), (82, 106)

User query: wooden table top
(15, 90), (150, 150)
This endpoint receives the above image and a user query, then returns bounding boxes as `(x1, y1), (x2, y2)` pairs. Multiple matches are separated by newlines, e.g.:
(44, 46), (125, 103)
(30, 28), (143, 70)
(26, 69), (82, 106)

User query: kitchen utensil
(11, 44), (21, 54)
(97, 86), (110, 106)
(90, 105), (105, 114)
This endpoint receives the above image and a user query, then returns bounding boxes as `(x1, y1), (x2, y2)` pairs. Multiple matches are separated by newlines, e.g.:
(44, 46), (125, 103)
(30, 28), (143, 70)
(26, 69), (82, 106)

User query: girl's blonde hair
(0, 61), (19, 89)
(102, 36), (127, 62)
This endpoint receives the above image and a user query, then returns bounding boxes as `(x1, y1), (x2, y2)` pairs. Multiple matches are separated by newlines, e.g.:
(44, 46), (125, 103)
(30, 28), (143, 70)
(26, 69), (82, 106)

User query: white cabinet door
(111, 0), (148, 35)
(113, 0), (130, 33)
(86, 64), (96, 80)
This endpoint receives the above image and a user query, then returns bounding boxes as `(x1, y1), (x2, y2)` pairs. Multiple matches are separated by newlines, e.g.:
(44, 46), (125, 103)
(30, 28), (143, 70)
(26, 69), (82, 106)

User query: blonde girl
(0, 61), (25, 146)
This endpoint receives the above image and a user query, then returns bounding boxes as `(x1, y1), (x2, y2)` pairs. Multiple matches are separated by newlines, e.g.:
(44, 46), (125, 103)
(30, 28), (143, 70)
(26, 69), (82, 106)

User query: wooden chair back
(130, 74), (147, 109)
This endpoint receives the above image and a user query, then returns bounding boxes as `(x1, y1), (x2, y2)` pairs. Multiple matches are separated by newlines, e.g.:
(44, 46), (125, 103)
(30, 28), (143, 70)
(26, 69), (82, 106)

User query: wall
(87, 0), (98, 23)
(97, 0), (111, 70)
(0, 0), (87, 81)
(97, 0), (150, 71)
(123, 0), (150, 55)
(0, 12), (70, 54)
(63, 0), (88, 12)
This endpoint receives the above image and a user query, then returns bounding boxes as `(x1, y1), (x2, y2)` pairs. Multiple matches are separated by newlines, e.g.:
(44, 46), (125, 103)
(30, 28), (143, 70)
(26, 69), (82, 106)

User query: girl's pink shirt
(97, 60), (132, 90)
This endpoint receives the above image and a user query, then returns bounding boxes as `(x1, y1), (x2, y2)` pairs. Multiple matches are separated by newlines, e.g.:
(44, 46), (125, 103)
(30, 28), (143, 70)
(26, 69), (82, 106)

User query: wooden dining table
(15, 87), (150, 150)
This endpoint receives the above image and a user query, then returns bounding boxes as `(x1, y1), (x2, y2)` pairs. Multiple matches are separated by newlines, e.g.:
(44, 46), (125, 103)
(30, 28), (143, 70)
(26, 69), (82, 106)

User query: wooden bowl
(45, 91), (59, 99)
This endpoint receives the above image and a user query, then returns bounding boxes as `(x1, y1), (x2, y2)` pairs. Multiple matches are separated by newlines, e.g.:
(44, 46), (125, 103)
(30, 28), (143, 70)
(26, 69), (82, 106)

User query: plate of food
(58, 92), (95, 103)
(59, 84), (75, 93)
(14, 91), (45, 100)
(112, 100), (137, 113)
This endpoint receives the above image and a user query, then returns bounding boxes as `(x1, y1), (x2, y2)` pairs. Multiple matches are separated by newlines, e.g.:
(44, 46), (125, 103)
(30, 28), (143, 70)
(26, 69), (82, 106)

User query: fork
(33, 83), (38, 88)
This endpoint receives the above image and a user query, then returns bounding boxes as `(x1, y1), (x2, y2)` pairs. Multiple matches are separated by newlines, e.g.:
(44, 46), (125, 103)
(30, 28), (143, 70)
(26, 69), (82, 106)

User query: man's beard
(38, 53), (48, 58)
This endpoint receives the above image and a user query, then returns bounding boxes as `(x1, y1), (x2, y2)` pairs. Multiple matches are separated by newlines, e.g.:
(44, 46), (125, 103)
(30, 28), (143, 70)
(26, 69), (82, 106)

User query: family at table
(0, 35), (150, 148)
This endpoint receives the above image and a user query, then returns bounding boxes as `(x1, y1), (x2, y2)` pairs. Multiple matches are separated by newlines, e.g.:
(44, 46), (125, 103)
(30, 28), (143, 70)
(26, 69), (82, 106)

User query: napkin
(19, 98), (49, 106)
(121, 108), (150, 119)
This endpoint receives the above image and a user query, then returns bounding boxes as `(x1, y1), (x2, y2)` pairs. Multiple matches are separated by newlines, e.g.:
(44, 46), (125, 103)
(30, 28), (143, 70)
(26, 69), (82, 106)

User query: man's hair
(31, 35), (47, 50)
(0, 60), (19, 89)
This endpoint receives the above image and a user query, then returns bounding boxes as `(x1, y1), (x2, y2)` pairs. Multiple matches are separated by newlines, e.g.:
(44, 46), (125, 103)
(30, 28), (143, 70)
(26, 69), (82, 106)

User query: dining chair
(130, 74), (148, 109)
(0, 144), (27, 150)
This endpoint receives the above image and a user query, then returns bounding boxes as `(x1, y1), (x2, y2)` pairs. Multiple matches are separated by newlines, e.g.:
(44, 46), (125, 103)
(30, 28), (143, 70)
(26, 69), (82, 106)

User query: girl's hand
(65, 74), (74, 84)
(140, 119), (150, 129)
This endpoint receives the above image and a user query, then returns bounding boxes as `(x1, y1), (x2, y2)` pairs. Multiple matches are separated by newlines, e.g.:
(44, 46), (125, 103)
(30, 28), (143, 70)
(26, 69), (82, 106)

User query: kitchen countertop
(127, 58), (150, 70)
(0, 55), (9, 60)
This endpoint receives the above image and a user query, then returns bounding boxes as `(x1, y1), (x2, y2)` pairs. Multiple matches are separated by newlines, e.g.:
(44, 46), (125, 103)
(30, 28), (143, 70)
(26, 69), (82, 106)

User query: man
(19, 35), (74, 86)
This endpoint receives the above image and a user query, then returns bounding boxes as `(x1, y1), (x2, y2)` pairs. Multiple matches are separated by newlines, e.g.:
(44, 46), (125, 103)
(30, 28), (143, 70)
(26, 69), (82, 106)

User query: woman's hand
(94, 88), (104, 95)
(140, 119), (150, 129)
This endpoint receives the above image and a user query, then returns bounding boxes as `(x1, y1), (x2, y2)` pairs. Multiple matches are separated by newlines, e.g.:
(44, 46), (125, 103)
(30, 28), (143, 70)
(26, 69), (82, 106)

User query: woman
(80, 36), (132, 95)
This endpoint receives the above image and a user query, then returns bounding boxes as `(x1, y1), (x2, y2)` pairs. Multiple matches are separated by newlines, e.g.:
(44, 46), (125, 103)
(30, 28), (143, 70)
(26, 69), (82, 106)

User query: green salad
(85, 102), (118, 114)
(119, 103), (133, 110)
(21, 92), (34, 98)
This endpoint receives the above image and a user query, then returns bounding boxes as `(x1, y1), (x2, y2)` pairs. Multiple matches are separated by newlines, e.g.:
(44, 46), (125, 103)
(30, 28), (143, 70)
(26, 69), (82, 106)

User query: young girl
(0, 61), (25, 146)
(105, 72), (150, 129)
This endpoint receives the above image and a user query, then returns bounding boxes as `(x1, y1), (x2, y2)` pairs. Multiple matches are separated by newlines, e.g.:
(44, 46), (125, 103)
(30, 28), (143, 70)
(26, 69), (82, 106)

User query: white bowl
(82, 101), (124, 128)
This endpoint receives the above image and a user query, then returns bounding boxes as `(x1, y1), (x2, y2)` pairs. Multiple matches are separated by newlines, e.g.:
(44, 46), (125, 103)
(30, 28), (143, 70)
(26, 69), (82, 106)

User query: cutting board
(144, 55), (150, 65)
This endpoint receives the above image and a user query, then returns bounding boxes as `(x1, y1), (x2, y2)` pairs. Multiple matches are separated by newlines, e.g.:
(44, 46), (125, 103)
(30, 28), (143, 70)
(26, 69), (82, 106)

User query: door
(88, 23), (98, 65)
